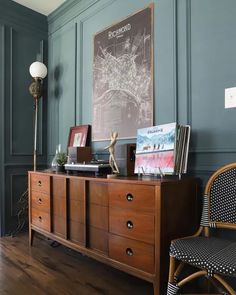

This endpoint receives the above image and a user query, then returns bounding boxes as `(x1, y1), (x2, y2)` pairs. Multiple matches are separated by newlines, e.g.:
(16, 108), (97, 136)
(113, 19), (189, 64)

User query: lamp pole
(33, 97), (39, 171)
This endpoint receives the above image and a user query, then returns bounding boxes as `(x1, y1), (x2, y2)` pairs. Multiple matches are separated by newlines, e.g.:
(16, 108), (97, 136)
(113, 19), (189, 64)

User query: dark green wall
(0, 0), (48, 235)
(47, 0), (236, 182)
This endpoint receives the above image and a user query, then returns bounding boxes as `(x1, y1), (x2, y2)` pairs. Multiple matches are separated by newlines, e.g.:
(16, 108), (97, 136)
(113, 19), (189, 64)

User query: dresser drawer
(31, 191), (50, 213)
(108, 183), (155, 213)
(31, 209), (50, 232)
(109, 208), (154, 244)
(109, 234), (154, 273)
(31, 174), (50, 194)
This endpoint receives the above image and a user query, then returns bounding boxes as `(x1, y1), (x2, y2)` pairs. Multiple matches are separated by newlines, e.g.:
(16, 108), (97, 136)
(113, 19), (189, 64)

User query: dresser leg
(29, 228), (35, 246)
(153, 281), (160, 295)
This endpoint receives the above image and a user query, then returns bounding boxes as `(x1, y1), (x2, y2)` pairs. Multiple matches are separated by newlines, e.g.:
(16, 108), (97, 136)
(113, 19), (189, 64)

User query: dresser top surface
(28, 170), (196, 186)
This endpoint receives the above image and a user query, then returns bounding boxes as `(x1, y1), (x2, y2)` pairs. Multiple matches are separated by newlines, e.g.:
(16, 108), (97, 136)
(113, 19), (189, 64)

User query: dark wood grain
(52, 177), (67, 238)
(69, 220), (85, 245)
(31, 210), (50, 232)
(108, 183), (155, 213)
(69, 178), (85, 201)
(0, 234), (153, 295)
(30, 174), (50, 194)
(109, 207), (155, 244)
(31, 191), (50, 213)
(88, 182), (108, 206)
(109, 234), (155, 273)
(88, 203), (108, 231)
(88, 226), (109, 254)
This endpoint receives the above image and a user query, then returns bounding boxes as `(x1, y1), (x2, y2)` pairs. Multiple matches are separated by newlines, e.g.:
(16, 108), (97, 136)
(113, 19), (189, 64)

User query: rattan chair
(167, 163), (236, 295)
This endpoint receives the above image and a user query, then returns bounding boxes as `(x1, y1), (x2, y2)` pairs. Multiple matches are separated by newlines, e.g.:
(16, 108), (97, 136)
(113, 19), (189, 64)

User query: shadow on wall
(54, 64), (63, 99)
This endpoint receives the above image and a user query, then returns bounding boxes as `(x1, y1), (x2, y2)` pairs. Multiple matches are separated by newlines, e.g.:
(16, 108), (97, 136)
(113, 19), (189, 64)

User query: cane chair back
(202, 163), (236, 229)
(167, 163), (236, 295)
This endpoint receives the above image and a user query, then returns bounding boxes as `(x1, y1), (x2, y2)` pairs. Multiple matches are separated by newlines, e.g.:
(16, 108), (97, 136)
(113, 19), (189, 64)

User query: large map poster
(93, 5), (153, 141)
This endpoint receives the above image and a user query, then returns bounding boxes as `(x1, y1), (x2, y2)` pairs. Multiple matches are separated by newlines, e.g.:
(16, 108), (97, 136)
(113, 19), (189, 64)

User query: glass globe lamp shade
(29, 61), (47, 79)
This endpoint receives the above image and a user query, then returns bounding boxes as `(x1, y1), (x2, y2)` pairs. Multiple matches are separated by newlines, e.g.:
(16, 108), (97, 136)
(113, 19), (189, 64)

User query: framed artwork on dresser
(67, 125), (91, 147)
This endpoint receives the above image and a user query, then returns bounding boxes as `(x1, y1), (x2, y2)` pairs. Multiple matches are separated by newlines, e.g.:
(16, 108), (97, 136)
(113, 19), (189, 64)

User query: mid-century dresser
(28, 171), (198, 295)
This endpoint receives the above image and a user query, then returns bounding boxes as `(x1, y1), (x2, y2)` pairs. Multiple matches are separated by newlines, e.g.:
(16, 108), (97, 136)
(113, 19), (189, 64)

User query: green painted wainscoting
(47, 0), (236, 182)
(0, 0), (48, 235)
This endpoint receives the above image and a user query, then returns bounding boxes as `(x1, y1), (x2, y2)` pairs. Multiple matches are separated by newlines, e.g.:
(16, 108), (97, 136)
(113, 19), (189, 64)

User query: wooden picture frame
(67, 125), (91, 147)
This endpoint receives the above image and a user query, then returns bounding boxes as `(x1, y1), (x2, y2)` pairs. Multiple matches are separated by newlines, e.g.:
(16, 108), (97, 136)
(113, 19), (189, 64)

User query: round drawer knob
(38, 216), (42, 222)
(126, 193), (133, 202)
(126, 248), (133, 256)
(126, 220), (133, 229)
(38, 180), (42, 187)
(38, 198), (42, 204)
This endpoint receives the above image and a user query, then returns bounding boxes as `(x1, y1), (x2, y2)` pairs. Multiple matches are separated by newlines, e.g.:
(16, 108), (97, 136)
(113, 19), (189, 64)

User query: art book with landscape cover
(134, 123), (177, 174)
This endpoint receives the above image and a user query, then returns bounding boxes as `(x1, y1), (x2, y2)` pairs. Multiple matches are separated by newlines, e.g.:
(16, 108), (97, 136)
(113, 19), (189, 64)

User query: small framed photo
(67, 125), (91, 147)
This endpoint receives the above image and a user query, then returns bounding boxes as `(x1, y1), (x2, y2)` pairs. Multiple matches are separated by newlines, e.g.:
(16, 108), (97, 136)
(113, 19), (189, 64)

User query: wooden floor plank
(0, 233), (153, 295)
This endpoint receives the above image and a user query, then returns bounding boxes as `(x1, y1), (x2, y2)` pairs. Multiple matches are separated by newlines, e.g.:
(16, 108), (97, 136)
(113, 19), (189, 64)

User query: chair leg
(174, 261), (185, 281)
(177, 270), (206, 288)
(213, 274), (236, 295)
(167, 256), (180, 295)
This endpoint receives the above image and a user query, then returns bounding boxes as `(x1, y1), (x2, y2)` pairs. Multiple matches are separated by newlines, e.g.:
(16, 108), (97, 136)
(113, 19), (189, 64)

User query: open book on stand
(134, 122), (190, 176)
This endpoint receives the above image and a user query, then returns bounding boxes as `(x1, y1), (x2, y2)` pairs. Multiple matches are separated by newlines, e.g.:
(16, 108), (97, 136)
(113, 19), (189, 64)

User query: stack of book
(134, 122), (190, 175)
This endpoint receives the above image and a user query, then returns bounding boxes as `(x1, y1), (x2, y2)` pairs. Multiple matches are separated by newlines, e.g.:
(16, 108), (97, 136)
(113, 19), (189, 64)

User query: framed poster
(67, 125), (91, 147)
(93, 4), (153, 141)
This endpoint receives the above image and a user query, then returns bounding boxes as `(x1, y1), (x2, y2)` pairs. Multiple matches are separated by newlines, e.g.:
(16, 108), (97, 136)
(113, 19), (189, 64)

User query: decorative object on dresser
(67, 125), (92, 165)
(167, 162), (236, 295)
(67, 125), (91, 148)
(28, 171), (199, 295)
(55, 152), (67, 173)
(135, 123), (190, 177)
(104, 131), (119, 177)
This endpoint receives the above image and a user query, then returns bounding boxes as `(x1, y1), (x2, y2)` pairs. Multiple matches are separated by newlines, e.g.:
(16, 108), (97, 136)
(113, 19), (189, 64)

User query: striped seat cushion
(170, 237), (236, 276)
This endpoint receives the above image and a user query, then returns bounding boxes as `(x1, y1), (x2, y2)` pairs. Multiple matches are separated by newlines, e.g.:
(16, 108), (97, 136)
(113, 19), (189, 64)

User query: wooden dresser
(28, 171), (199, 295)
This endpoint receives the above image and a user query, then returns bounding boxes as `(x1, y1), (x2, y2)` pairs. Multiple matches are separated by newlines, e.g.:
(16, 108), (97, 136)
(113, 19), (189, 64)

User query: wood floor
(0, 233), (153, 295)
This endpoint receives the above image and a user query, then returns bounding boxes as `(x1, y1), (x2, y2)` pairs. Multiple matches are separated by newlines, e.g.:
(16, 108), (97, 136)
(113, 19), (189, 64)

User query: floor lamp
(12, 61), (47, 236)
(29, 61), (47, 171)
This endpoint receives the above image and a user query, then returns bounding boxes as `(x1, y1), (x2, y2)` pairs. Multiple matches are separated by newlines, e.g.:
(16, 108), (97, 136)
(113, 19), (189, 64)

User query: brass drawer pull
(126, 220), (133, 229)
(126, 193), (133, 202)
(38, 180), (42, 187)
(38, 216), (42, 222)
(126, 248), (133, 256)
(38, 198), (42, 204)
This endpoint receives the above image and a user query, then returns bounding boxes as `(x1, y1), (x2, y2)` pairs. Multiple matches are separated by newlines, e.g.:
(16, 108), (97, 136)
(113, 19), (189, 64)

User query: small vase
(51, 144), (61, 171)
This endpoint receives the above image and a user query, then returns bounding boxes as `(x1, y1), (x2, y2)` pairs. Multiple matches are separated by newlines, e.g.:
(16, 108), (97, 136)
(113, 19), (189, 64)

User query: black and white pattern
(170, 237), (233, 276)
(210, 168), (236, 224)
(200, 194), (210, 227)
(167, 282), (179, 295)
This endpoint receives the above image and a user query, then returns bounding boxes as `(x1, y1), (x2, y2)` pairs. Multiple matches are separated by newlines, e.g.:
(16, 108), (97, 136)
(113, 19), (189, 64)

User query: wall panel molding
(1, 0), (47, 36)
(173, 0), (178, 122)
(0, 25), (6, 235)
(48, 0), (100, 34)
(9, 27), (13, 156)
(186, 0), (192, 125)
(187, 0), (236, 154)
(9, 29), (44, 156)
